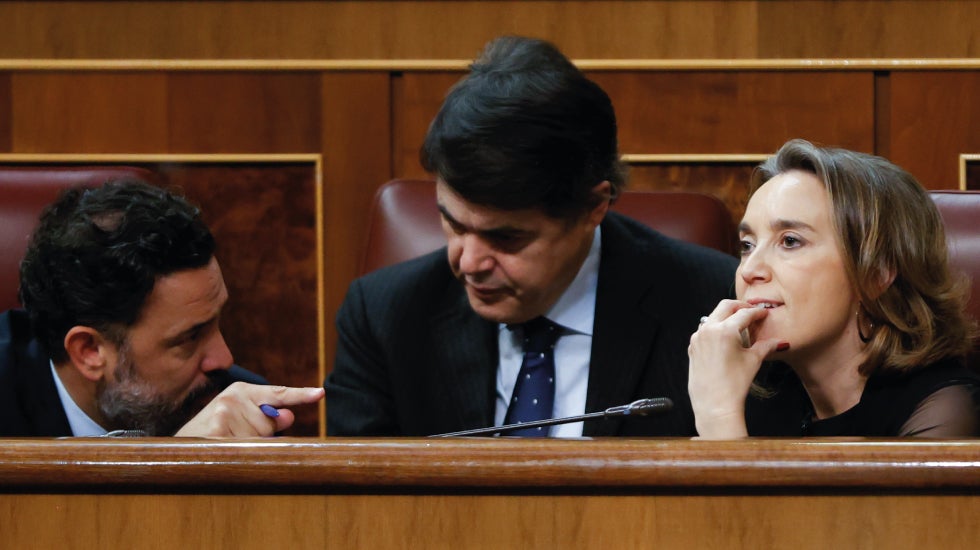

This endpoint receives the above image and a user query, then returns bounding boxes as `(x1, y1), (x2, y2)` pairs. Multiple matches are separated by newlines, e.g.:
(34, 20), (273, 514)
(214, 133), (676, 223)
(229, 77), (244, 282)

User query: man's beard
(96, 345), (222, 436)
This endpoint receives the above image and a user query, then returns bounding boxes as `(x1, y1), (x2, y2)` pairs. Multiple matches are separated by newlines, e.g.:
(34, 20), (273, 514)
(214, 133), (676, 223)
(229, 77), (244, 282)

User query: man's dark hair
(420, 35), (627, 219)
(19, 178), (215, 362)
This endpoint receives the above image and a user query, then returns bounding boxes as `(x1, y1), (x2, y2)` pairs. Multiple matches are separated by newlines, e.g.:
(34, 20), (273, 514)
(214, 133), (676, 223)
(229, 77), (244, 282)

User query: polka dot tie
(503, 317), (560, 437)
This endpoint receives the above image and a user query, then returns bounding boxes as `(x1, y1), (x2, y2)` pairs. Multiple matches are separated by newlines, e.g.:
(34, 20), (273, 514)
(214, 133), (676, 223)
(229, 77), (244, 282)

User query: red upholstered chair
(360, 178), (735, 275)
(612, 190), (736, 255)
(360, 179), (446, 276)
(931, 191), (980, 362)
(0, 166), (157, 311)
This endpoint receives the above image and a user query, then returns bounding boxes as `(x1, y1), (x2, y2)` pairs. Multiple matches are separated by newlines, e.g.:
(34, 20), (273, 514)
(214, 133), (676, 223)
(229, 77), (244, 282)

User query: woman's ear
(63, 326), (116, 382)
(872, 264), (898, 298)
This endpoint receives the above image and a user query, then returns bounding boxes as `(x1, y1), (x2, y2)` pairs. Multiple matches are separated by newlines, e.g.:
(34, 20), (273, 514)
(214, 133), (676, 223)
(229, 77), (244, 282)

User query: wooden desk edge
(2, 438), (979, 490)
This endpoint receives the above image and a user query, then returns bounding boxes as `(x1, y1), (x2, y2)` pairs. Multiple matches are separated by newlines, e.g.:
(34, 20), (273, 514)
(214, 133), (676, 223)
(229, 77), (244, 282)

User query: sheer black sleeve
(899, 384), (980, 437)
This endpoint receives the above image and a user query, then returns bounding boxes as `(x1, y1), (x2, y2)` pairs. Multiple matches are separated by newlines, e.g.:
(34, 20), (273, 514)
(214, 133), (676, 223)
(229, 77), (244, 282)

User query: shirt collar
(546, 226), (601, 336)
(50, 360), (108, 437)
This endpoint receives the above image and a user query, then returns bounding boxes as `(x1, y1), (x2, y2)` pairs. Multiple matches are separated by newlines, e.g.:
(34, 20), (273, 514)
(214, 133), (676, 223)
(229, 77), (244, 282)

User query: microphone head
(627, 397), (673, 416)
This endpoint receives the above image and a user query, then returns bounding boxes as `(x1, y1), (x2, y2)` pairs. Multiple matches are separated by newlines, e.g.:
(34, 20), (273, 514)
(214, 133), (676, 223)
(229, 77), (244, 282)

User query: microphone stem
(429, 398), (672, 438)
(430, 410), (610, 438)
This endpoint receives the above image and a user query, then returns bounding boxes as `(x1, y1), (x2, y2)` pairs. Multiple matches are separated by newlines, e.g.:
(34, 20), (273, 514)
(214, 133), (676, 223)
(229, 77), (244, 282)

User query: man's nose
(200, 330), (234, 372)
(456, 234), (495, 274)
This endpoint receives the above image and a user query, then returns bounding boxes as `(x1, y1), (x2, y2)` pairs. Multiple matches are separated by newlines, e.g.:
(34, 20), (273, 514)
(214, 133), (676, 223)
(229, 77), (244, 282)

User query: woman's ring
(699, 316), (709, 325)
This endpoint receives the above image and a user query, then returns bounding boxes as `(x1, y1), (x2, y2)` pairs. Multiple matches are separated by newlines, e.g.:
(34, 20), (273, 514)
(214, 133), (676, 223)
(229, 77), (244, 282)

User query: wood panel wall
(890, 72), (980, 187)
(0, 74), (10, 152)
(2, 1), (980, 60)
(164, 162), (321, 436)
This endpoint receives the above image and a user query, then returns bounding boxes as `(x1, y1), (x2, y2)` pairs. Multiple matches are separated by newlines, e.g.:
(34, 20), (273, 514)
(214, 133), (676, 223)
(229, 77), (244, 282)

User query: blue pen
(259, 404), (280, 418)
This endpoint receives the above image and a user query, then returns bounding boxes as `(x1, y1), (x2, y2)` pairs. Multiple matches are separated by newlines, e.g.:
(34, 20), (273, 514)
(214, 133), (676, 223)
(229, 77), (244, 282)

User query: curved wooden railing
(3, 438), (980, 490)
(4, 438), (980, 548)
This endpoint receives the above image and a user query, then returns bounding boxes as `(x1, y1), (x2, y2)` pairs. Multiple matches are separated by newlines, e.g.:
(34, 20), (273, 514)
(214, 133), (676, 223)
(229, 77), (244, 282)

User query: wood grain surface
(3, 439), (980, 548)
(889, 72), (980, 189)
(593, 71), (875, 154)
(0, 73), (10, 152)
(3, 438), (980, 488)
(2, 1), (979, 60)
(10, 72), (169, 153)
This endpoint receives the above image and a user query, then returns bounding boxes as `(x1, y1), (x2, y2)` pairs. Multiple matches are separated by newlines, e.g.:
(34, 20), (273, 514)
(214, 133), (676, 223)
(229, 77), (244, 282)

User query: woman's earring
(856, 305), (875, 344)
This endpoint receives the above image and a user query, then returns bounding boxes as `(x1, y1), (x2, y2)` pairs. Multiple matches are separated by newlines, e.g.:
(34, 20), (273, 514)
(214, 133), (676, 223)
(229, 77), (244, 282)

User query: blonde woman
(689, 139), (979, 438)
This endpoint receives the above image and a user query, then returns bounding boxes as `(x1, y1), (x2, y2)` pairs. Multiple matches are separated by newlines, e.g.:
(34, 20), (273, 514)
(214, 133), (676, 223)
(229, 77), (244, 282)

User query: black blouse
(745, 357), (980, 437)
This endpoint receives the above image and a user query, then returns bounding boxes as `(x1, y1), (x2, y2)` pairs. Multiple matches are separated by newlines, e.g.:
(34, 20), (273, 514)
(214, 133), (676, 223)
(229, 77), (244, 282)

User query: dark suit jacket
(0, 309), (267, 437)
(326, 212), (737, 437)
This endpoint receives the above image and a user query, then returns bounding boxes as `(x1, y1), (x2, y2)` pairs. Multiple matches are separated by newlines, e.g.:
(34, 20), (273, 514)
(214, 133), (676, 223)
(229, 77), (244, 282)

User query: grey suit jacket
(326, 212), (737, 436)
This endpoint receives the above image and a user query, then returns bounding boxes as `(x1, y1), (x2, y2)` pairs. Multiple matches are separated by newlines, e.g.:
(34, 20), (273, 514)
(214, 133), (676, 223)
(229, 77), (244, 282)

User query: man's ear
(586, 180), (613, 227)
(63, 327), (116, 382)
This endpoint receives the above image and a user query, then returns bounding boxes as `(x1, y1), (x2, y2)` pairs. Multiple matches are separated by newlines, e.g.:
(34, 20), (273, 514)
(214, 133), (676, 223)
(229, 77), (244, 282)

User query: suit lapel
(584, 216), (661, 436)
(18, 337), (74, 436)
(428, 282), (498, 431)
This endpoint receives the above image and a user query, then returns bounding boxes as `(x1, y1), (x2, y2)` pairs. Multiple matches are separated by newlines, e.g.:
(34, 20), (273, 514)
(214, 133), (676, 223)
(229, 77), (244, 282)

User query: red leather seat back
(0, 166), (157, 311)
(360, 180), (446, 276)
(612, 190), (736, 256)
(360, 179), (735, 275)
(931, 191), (980, 362)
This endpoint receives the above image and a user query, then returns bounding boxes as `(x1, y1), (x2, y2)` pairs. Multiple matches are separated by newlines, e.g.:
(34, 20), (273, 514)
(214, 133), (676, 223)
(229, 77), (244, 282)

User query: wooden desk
(2, 438), (979, 548)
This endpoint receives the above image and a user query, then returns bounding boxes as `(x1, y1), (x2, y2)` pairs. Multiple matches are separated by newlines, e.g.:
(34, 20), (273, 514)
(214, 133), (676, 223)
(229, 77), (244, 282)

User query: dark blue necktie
(504, 317), (560, 437)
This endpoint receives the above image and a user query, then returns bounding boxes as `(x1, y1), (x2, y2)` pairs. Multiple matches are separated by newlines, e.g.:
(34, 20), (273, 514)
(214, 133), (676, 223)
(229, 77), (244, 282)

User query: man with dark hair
(0, 179), (323, 437)
(325, 36), (736, 437)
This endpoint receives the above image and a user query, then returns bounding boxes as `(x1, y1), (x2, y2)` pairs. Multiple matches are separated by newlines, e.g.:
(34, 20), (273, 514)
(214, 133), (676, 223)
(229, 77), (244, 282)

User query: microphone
(429, 397), (673, 438)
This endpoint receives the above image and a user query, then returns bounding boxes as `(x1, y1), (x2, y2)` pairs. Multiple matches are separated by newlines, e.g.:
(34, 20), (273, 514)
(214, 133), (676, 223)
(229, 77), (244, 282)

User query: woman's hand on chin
(687, 300), (788, 439)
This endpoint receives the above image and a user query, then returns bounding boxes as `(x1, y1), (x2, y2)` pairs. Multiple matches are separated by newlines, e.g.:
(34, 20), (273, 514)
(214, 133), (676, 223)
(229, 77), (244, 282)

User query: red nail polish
(776, 342), (790, 352)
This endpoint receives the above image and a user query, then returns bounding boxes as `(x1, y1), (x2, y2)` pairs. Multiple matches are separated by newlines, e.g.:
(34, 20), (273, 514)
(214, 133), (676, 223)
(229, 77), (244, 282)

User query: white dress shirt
(495, 227), (601, 437)
(50, 361), (107, 436)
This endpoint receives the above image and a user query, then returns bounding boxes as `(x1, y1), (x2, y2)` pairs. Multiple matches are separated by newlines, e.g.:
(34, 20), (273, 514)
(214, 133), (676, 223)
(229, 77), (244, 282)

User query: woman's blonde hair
(752, 139), (976, 374)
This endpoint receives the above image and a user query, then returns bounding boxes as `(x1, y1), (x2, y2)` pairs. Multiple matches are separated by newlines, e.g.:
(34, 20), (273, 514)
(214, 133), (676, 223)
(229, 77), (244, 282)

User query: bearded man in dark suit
(325, 36), (736, 437)
(0, 180), (323, 437)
